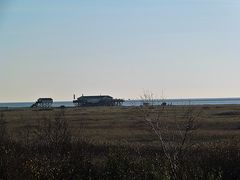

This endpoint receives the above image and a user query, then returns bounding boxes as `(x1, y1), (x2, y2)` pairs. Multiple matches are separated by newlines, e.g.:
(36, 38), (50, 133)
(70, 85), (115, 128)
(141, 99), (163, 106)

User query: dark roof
(37, 98), (53, 101)
(78, 95), (113, 99)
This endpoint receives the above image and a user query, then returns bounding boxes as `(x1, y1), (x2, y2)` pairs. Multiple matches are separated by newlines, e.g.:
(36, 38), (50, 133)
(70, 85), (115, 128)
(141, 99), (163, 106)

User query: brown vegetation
(3, 105), (240, 145)
(1, 105), (240, 179)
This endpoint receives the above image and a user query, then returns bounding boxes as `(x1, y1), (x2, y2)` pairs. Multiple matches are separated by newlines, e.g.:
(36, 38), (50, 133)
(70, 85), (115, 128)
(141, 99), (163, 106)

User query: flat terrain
(2, 105), (240, 179)
(2, 105), (240, 147)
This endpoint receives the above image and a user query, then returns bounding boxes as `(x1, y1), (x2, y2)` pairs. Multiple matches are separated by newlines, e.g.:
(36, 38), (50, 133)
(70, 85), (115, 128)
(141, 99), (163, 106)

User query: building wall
(87, 98), (101, 103)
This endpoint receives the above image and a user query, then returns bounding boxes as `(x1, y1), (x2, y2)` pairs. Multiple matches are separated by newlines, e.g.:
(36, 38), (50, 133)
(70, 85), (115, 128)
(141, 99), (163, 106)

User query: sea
(1, 98), (240, 109)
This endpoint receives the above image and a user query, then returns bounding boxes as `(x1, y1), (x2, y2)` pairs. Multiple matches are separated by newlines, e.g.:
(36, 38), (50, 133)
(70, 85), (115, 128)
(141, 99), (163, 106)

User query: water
(0, 101), (74, 109)
(1, 98), (240, 109)
(124, 98), (240, 106)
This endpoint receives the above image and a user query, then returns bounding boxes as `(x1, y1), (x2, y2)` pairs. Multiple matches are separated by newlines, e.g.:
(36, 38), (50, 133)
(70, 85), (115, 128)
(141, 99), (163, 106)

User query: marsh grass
(1, 106), (240, 179)
(1, 139), (240, 179)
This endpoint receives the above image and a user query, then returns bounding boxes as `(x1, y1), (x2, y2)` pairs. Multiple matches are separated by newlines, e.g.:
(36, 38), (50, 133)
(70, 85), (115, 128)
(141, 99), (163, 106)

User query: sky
(0, 0), (240, 102)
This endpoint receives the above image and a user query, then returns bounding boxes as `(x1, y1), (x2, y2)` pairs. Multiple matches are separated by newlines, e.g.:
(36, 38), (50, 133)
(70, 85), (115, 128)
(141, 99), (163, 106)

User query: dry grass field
(1, 105), (240, 179)
(3, 105), (240, 146)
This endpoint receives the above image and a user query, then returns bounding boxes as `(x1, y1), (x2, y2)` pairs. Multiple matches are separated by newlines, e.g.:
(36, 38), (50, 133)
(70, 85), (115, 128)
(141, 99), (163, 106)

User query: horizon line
(1, 96), (240, 104)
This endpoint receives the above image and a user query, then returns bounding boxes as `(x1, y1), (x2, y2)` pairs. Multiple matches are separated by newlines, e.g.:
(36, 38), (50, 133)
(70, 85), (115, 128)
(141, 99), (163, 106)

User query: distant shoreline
(2, 98), (240, 108)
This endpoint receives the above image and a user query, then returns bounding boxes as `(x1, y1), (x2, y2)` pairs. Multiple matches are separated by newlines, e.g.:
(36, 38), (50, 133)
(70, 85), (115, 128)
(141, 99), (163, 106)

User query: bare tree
(139, 92), (201, 179)
(140, 90), (155, 106)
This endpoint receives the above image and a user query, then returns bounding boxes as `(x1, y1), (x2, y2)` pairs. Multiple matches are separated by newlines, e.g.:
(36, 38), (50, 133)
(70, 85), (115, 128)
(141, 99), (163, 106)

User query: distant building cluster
(31, 95), (124, 108)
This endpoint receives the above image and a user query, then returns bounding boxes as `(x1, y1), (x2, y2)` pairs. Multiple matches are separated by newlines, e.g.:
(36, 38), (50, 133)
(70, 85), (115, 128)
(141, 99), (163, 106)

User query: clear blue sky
(0, 0), (240, 102)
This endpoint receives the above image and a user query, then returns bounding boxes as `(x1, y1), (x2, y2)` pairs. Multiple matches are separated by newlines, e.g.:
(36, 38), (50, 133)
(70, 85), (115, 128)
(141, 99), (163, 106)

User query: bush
(32, 109), (72, 150)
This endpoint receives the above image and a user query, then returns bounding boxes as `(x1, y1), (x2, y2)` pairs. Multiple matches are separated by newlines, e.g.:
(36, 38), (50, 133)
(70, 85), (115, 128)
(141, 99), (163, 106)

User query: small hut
(31, 98), (53, 109)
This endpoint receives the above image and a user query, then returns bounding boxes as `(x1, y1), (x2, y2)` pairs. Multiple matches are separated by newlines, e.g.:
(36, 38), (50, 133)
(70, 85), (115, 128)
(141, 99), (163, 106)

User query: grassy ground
(1, 105), (240, 179)
(3, 105), (240, 145)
